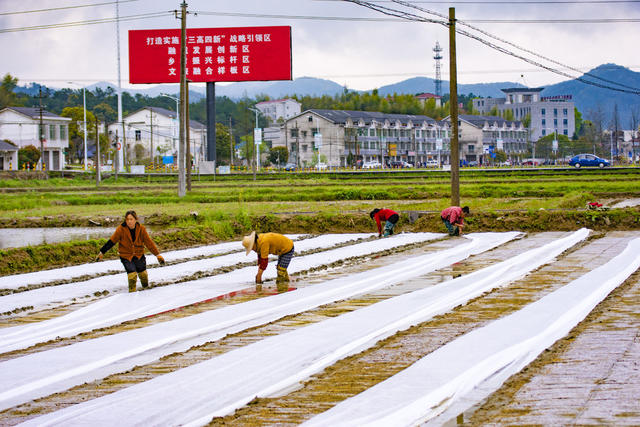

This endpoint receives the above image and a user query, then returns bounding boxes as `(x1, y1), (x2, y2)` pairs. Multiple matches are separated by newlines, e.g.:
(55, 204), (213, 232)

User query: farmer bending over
(441, 206), (469, 236)
(370, 208), (400, 237)
(95, 210), (165, 292)
(242, 231), (294, 292)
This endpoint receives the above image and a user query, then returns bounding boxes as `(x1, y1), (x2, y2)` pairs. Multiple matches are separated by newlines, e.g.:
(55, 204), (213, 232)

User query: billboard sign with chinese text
(129, 26), (292, 84)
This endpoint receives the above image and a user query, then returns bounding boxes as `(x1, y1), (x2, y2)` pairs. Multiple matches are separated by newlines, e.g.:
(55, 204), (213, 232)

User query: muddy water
(0, 227), (113, 249)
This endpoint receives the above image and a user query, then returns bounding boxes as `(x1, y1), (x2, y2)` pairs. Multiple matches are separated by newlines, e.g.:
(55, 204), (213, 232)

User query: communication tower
(433, 41), (443, 97)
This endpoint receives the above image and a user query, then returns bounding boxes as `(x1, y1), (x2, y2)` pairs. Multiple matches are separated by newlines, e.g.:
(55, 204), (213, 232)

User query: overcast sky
(2, 0), (639, 91)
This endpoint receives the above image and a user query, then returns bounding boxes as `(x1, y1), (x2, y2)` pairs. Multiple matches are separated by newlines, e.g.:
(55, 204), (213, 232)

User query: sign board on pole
(128, 26), (292, 84)
(314, 133), (322, 148)
(254, 128), (262, 145)
(162, 156), (174, 164)
(552, 139), (558, 152)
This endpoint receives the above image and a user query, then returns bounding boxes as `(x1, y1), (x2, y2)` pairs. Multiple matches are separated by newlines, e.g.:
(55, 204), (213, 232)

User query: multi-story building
(108, 107), (205, 165)
(255, 98), (301, 124)
(416, 93), (442, 108)
(278, 109), (452, 167)
(0, 107), (70, 170)
(443, 115), (528, 164)
(473, 87), (575, 141)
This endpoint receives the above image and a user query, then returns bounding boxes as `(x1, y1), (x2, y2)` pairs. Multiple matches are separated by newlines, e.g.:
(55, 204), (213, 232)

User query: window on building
(554, 108), (558, 116)
(563, 119), (568, 126)
(541, 108), (546, 116)
(542, 119), (546, 126)
(563, 108), (568, 115)
(60, 125), (67, 140)
(563, 129), (568, 135)
(308, 116), (313, 122)
(468, 145), (475, 153)
(49, 124), (56, 140)
(290, 128), (298, 138)
(302, 144), (308, 152)
(311, 127), (319, 135)
(301, 130), (307, 137)
(542, 129), (546, 136)
(135, 130), (142, 141)
(369, 128), (375, 137)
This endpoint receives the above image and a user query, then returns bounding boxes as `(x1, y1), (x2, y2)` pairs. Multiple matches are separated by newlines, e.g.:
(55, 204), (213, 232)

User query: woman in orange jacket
(95, 210), (165, 292)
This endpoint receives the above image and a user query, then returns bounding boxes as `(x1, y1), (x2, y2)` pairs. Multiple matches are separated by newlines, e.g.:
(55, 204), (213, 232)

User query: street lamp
(68, 82), (88, 171)
(160, 93), (180, 164)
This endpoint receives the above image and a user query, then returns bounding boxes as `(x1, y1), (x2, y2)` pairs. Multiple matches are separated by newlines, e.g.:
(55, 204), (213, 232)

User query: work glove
(95, 252), (103, 262)
(157, 255), (165, 265)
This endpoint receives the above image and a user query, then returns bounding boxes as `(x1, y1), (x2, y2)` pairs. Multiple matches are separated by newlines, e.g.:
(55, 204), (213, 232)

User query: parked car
(569, 154), (609, 169)
(402, 161), (413, 168)
(468, 161), (479, 167)
(315, 162), (328, 171)
(362, 161), (382, 169)
(284, 163), (297, 171)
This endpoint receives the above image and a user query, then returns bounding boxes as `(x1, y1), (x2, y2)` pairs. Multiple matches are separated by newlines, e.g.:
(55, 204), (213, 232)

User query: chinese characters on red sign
(128, 26), (292, 84)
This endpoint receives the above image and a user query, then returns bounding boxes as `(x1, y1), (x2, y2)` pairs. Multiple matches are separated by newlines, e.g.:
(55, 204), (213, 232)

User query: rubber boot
(276, 266), (289, 293)
(127, 272), (138, 292)
(138, 270), (149, 289)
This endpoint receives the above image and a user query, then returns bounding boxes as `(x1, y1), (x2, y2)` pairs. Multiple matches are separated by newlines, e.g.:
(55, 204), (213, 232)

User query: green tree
(215, 122), (232, 165)
(488, 106), (499, 117)
(495, 150), (507, 163)
(0, 74), (22, 108)
(522, 113), (531, 129)
(18, 145), (40, 169)
(61, 107), (96, 163)
(574, 107), (583, 138)
(502, 109), (514, 121)
(269, 146), (288, 166)
(93, 103), (117, 124)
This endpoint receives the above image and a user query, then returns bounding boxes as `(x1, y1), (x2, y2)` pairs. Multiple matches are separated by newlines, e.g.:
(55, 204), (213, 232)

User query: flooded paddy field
(1, 231), (639, 426)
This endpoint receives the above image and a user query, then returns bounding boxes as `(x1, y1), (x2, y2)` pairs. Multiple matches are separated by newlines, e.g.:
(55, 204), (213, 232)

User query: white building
(278, 109), (451, 167)
(443, 115), (528, 164)
(0, 107), (70, 170)
(255, 99), (301, 124)
(108, 107), (206, 165)
(416, 93), (442, 108)
(473, 87), (575, 141)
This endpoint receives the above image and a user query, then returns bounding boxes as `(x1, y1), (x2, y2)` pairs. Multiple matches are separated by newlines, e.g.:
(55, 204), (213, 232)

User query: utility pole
(116, 0), (125, 173)
(95, 115), (101, 186)
(449, 7), (460, 206)
(37, 88), (45, 171)
(186, 80), (192, 191)
(177, 1), (187, 197)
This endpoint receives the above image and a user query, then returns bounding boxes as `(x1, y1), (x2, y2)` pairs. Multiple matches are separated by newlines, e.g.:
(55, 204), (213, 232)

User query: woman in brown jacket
(95, 210), (165, 292)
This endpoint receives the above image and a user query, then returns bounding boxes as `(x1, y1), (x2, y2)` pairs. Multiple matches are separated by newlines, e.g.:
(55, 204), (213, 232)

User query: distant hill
(376, 77), (525, 98)
(541, 64), (640, 128)
(12, 63), (640, 129)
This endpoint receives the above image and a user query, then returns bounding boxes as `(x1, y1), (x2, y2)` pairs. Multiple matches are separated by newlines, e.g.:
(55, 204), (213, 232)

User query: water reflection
(0, 227), (115, 249)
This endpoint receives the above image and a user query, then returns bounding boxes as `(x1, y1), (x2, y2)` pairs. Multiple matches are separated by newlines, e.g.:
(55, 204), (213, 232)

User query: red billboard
(128, 26), (291, 84)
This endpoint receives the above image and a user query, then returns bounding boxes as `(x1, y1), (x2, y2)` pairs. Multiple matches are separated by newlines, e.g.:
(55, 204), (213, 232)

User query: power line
(328, 0), (640, 3)
(343, 0), (640, 95)
(389, 0), (640, 91)
(0, 0), (139, 16)
(191, 10), (640, 24)
(0, 11), (171, 33)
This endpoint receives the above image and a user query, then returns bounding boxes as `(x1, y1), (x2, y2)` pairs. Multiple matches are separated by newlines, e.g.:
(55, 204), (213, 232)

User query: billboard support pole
(178, 1), (187, 198)
(206, 82), (216, 166)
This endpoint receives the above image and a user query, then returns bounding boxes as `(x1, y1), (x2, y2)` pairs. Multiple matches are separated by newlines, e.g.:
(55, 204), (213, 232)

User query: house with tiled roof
(279, 109), (452, 167)
(416, 93), (442, 108)
(0, 107), (71, 170)
(107, 107), (205, 165)
(443, 114), (528, 164)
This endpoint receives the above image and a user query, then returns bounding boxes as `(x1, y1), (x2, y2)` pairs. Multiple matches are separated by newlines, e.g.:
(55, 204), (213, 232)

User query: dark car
(569, 154), (609, 169)
(284, 163), (297, 171)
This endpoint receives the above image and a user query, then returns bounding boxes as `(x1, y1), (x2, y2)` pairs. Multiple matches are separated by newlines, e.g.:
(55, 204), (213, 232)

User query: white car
(362, 161), (382, 169)
(315, 162), (328, 170)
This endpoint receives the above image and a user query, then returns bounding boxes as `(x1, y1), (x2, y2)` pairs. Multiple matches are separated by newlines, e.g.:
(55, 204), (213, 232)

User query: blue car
(569, 154), (609, 169)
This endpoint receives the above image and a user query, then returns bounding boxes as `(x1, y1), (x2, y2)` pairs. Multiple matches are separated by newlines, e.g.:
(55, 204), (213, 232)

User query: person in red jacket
(441, 206), (469, 236)
(369, 208), (400, 238)
(95, 210), (165, 292)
